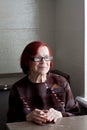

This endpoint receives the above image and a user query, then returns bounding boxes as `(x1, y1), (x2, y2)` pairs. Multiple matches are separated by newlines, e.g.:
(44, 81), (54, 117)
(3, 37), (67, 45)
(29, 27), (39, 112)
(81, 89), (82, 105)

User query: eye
(34, 57), (41, 61)
(44, 56), (49, 60)
(30, 56), (53, 62)
(44, 56), (53, 61)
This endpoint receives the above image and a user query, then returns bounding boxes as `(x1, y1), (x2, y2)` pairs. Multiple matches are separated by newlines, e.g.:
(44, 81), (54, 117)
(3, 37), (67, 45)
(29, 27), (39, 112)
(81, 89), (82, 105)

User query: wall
(56, 0), (84, 97)
(85, 0), (87, 99)
(0, 0), (56, 74)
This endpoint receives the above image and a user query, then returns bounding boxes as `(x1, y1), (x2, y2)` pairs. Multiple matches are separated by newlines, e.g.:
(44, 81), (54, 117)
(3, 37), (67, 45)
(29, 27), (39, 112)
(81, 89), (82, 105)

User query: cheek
(48, 63), (51, 70)
(47, 62), (51, 67)
(29, 61), (34, 70)
(29, 62), (38, 71)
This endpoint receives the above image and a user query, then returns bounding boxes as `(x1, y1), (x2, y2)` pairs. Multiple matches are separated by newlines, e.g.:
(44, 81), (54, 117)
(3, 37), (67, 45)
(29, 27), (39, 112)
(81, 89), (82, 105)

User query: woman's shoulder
(48, 72), (69, 88)
(11, 76), (28, 89)
(49, 72), (67, 82)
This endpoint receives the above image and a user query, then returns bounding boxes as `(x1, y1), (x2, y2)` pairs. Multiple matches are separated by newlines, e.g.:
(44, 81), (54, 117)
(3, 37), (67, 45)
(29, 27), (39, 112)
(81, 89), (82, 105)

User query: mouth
(39, 66), (47, 70)
(39, 65), (47, 68)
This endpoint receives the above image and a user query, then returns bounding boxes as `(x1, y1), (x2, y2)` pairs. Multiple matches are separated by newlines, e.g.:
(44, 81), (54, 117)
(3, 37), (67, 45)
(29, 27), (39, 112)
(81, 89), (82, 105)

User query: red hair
(20, 41), (53, 74)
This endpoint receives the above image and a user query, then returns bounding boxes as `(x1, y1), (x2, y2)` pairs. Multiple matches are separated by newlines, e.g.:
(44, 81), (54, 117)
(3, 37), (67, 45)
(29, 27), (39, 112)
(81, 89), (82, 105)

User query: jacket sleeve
(62, 82), (80, 117)
(7, 86), (26, 123)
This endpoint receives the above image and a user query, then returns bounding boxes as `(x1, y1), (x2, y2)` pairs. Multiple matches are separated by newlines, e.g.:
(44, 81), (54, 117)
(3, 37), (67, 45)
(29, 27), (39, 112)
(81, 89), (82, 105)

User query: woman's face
(29, 46), (51, 75)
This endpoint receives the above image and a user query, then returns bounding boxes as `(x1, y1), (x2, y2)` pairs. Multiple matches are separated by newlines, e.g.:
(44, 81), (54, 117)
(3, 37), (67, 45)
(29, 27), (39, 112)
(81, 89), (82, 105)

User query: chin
(38, 70), (48, 75)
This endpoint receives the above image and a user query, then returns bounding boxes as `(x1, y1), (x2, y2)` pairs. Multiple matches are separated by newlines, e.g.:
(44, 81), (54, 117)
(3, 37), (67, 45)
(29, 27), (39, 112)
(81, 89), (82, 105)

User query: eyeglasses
(30, 56), (53, 62)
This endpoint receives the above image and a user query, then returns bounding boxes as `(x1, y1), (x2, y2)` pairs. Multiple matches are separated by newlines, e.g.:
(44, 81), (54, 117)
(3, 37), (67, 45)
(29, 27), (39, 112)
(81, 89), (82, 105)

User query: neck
(28, 72), (47, 83)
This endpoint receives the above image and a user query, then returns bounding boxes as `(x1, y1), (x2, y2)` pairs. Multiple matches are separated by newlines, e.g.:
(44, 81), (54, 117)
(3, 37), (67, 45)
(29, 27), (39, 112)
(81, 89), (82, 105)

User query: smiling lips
(39, 66), (47, 69)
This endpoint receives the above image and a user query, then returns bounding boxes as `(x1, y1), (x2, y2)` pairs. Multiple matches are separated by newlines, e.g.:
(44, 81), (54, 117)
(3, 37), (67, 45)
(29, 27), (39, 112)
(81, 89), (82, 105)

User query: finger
(43, 110), (48, 113)
(35, 109), (42, 114)
(47, 112), (54, 121)
(53, 116), (62, 123)
(32, 114), (47, 123)
(35, 109), (47, 117)
(47, 109), (59, 122)
(53, 117), (58, 123)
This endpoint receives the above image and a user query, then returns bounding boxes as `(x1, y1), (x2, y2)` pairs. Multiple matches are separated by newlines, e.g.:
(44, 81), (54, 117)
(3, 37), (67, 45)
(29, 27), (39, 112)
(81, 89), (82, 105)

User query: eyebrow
(35, 55), (50, 57)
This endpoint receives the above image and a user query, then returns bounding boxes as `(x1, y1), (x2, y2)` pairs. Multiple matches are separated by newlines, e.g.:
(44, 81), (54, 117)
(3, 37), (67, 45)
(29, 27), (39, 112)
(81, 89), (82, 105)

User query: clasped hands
(26, 108), (62, 125)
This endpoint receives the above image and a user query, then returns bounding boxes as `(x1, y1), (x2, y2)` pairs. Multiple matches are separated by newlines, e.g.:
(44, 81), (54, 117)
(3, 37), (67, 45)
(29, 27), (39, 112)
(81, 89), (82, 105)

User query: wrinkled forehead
(36, 46), (50, 56)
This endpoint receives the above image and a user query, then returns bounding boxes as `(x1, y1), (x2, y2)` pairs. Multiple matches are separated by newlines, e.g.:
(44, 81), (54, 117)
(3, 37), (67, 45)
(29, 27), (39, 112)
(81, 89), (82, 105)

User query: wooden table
(6, 115), (87, 130)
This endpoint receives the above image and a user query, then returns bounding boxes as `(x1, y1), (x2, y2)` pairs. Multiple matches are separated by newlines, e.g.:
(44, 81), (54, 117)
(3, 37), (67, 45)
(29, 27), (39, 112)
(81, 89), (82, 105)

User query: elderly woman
(7, 41), (80, 125)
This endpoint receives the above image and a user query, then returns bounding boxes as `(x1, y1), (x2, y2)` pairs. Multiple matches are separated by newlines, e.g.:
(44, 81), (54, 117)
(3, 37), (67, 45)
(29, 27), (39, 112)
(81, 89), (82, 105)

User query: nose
(41, 57), (44, 61)
(40, 57), (46, 62)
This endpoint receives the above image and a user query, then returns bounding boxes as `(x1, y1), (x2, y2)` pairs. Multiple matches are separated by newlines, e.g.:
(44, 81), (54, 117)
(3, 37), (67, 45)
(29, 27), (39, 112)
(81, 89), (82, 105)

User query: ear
(50, 61), (53, 69)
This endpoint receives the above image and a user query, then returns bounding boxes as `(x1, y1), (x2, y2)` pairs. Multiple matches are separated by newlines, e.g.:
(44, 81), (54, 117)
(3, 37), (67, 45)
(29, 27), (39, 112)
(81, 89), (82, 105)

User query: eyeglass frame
(30, 56), (53, 62)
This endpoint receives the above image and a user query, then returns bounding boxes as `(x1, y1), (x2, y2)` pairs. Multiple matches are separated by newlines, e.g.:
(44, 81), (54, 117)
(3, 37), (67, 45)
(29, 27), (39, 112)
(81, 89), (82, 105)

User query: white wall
(0, 0), (56, 73)
(85, 0), (87, 99)
(56, 0), (84, 97)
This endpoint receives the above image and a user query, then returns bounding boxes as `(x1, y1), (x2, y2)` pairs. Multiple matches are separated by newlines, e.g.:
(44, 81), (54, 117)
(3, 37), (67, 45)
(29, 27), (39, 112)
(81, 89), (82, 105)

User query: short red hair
(20, 41), (53, 74)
